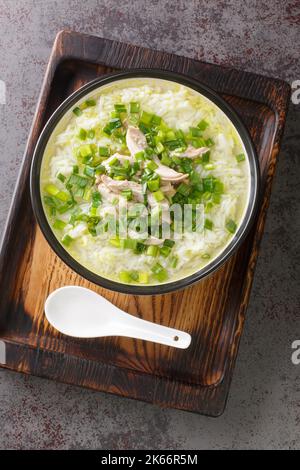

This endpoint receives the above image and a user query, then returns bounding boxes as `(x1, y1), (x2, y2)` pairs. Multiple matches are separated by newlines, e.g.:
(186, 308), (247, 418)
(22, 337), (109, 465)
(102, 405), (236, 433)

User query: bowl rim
(30, 69), (260, 295)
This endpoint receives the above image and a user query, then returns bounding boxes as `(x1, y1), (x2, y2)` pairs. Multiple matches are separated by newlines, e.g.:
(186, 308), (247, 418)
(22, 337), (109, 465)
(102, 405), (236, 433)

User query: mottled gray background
(0, 0), (299, 450)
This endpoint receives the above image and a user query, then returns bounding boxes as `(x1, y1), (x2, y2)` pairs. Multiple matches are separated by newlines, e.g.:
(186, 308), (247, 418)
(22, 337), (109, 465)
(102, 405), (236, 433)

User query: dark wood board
(0, 31), (290, 416)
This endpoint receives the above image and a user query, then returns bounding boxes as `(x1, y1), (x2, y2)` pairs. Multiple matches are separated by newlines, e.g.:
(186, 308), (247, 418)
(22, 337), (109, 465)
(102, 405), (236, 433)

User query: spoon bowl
(45, 286), (191, 349)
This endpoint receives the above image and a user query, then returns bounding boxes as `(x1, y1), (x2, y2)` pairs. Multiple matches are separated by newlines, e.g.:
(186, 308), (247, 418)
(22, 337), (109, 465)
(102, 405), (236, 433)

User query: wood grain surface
(0, 31), (290, 416)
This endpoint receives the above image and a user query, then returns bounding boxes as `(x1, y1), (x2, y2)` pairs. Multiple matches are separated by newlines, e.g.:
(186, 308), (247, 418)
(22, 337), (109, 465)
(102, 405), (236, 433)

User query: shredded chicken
(176, 145), (210, 159)
(126, 126), (147, 156)
(99, 175), (144, 202)
(144, 236), (164, 246)
(101, 152), (134, 170)
(153, 157), (188, 182)
(160, 182), (176, 198)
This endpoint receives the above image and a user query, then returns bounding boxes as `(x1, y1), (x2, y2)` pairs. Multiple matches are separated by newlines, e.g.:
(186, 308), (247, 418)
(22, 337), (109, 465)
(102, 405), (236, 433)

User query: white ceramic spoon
(45, 286), (191, 349)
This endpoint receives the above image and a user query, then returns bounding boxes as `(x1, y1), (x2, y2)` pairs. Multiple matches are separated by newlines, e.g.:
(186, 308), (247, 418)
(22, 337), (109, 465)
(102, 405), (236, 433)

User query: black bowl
(30, 69), (260, 295)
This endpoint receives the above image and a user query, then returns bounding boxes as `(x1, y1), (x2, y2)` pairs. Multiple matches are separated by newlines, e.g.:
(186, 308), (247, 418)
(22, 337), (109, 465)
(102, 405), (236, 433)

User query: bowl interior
(30, 70), (260, 295)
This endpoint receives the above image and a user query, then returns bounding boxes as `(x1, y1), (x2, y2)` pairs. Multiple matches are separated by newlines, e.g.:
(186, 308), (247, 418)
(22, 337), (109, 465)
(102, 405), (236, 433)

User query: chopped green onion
(57, 173), (66, 183)
(160, 152), (172, 166)
(160, 246), (171, 257)
(146, 245), (159, 257)
(191, 137), (207, 148)
(134, 151), (145, 161)
(62, 234), (73, 246)
(95, 164), (106, 175)
(83, 187), (92, 201)
(92, 191), (102, 207)
(147, 178), (160, 192)
(109, 238), (121, 248)
(83, 166), (95, 178)
(165, 139), (185, 150)
(155, 142), (164, 154)
(177, 183), (190, 196)
(151, 263), (168, 282)
(78, 128), (87, 140)
(203, 177), (214, 192)
(45, 184), (59, 196)
(153, 190), (165, 202)
(201, 253), (211, 259)
(120, 239), (137, 250)
(103, 118), (122, 135)
(99, 146), (109, 157)
(72, 165), (79, 174)
(164, 239), (175, 248)
(119, 271), (131, 283)
(114, 103), (127, 113)
(79, 144), (93, 157)
(138, 272), (149, 284)
(226, 219), (237, 234)
(140, 111), (153, 125)
(87, 129), (95, 139)
(205, 138), (214, 147)
(212, 193), (221, 204)
(108, 157), (118, 167)
(151, 114), (162, 126)
(130, 271), (139, 281)
(214, 180), (224, 193)
(202, 151), (210, 164)
(147, 160), (158, 171)
(197, 119), (209, 131)
(129, 102), (140, 113)
(170, 255), (178, 268)
(166, 130), (176, 140)
(55, 191), (70, 202)
(236, 153), (245, 163)
(204, 218), (213, 230)
(85, 99), (96, 107)
(53, 219), (66, 230)
(73, 107), (82, 117)
(190, 127), (202, 137)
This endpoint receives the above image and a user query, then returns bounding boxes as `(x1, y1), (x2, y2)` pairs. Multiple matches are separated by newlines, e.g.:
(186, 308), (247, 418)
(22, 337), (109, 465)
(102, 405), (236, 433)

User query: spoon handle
(110, 313), (191, 349)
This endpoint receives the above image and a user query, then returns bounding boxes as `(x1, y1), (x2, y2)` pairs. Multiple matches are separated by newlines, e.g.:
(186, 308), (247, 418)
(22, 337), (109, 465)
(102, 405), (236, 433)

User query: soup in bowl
(30, 71), (259, 294)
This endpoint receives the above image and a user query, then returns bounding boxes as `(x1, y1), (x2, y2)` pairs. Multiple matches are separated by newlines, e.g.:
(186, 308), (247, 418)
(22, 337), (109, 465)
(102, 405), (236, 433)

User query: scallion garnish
(147, 160), (158, 172)
(119, 271), (131, 283)
(99, 146), (109, 157)
(164, 239), (175, 248)
(160, 246), (171, 257)
(114, 103), (127, 113)
(85, 99), (96, 107)
(140, 111), (153, 125)
(138, 272), (149, 284)
(78, 128), (87, 140)
(53, 219), (66, 230)
(204, 218), (213, 230)
(130, 102), (140, 113)
(62, 234), (73, 246)
(197, 119), (209, 131)
(226, 219), (237, 234)
(87, 129), (95, 139)
(147, 178), (160, 192)
(146, 245), (159, 257)
(153, 190), (165, 202)
(190, 127), (202, 137)
(57, 173), (66, 183)
(73, 107), (82, 117)
(151, 263), (168, 282)
(236, 153), (245, 163)
(103, 118), (122, 136)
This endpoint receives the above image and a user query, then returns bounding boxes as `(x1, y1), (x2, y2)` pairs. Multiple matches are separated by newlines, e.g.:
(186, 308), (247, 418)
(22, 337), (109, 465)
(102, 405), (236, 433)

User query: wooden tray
(0, 31), (290, 416)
